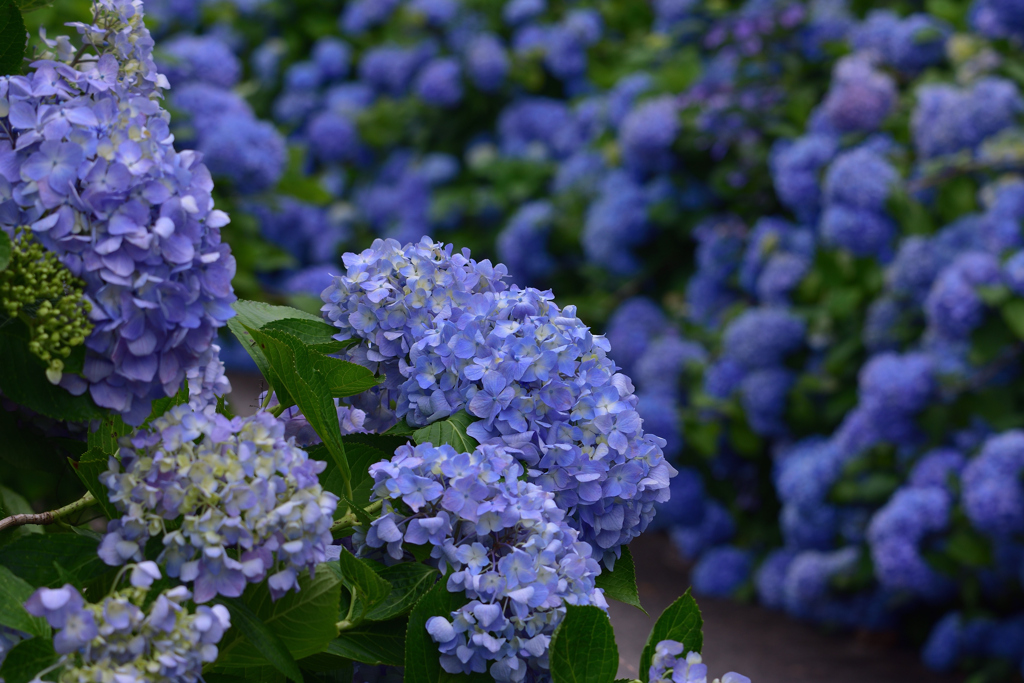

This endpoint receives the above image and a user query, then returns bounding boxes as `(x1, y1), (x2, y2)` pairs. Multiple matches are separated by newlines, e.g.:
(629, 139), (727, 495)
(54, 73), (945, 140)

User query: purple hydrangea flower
(322, 238), (675, 562)
(99, 404), (338, 602)
(0, 0), (237, 423)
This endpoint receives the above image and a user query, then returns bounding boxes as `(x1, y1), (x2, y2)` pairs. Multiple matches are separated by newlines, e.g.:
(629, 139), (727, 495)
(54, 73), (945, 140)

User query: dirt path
(612, 533), (965, 683)
(225, 374), (965, 683)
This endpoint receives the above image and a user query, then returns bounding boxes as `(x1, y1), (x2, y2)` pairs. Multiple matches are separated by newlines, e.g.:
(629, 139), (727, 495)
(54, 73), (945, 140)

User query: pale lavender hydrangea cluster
(359, 442), (606, 683)
(648, 640), (750, 683)
(23, 563), (230, 683)
(0, 0), (237, 424)
(322, 237), (675, 563)
(98, 404), (338, 602)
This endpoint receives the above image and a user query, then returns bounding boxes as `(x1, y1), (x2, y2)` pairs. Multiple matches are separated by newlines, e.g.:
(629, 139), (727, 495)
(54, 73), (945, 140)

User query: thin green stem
(329, 500), (382, 533)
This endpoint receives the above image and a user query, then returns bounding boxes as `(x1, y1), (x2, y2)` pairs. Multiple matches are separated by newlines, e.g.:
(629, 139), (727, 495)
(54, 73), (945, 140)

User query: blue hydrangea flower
(415, 57), (464, 107)
(782, 546), (861, 620)
(248, 197), (349, 267)
(823, 147), (898, 212)
(909, 448), (966, 489)
(360, 442), (606, 682)
(99, 405), (338, 602)
(670, 500), (737, 559)
(740, 367), (795, 437)
(962, 431), (1024, 537)
(25, 577), (230, 683)
(648, 640), (750, 683)
(605, 297), (670, 375)
(755, 548), (798, 610)
(634, 336), (706, 395)
(852, 11), (950, 73)
(464, 33), (510, 92)
(925, 252), (1002, 339)
(971, 0), (1024, 41)
(739, 217), (814, 302)
(770, 134), (839, 222)
(359, 43), (435, 96)
(496, 201), (555, 284)
(819, 205), (896, 260)
(503, 0), (545, 26)
(912, 78), (1024, 159)
(340, 0), (401, 34)
(0, 0), (237, 423)
(781, 501), (839, 550)
(820, 55), (896, 133)
(921, 612), (996, 672)
(312, 37), (351, 81)
(322, 238), (675, 562)
(867, 487), (953, 599)
(691, 546), (754, 597)
(200, 114), (287, 193)
(582, 171), (656, 275)
(158, 34), (241, 88)
(619, 96), (679, 176)
(721, 308), (805, 370)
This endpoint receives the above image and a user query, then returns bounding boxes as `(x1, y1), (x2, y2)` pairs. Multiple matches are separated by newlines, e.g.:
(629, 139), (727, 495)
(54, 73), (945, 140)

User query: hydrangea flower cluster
(23, 565), (230, 683)
(159, 36), (287, 195)
(648, 640), (750, 683)
(591, 2), (1024, 676)
(360, 442), (606, 682)
(142, 0), (868, 345)
(323, 237), (674, 562)
(0, 0), (237, 423)
(98, 404), (338, 602)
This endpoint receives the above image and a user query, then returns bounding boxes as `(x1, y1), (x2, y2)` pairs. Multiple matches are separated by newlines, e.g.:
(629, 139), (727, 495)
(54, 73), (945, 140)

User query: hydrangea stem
(330, 500), (382, 533)
(0, 492), (96, 532)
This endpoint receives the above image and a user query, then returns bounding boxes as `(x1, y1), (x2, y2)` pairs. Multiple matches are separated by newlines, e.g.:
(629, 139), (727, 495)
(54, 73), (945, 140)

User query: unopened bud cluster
(0, 228), (92, 384)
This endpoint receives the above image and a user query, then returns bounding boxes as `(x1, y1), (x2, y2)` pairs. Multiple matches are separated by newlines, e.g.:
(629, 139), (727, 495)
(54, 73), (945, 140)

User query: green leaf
(1002, 299), (1024, 340)
(0, 230), (10, 271)
(550, 605), (618, 683)
(297, 646), (354, 674)
(147, 382), (190, 422)
(944, 528), (994, 568)
(0, 636), (57, 683)
(366, 563), (438, 622)
(311, 354), (382, 399)
(215, 566), (342, 670)
(217, 597), (304, 683)
(0, 318), (104, 422)
(226, 300), (326, 384)
(412, 411), (478, 452)
(86, 414), (129, 455)
(277, 146), (334, 206)
(14, 0), (54, 11)
(0, 565), (49, 637)
(0, 0), (26, 77)
(246, 325), (351, 495)
(404, 575), (464, 683)
(0, 533), (114, 591)
(639, 589), (703, 683)
(344, 433), (410, 456)
(263, 318), (351, 355)
(344, 440), (392, 510)
(70, 448), (117, 520)
(333, 617), (407, 666)
(334, 550), (391, 622)
(383, 419), (417, 437)
(208, 668), (285, 683)
(595, 546), (644, 613)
